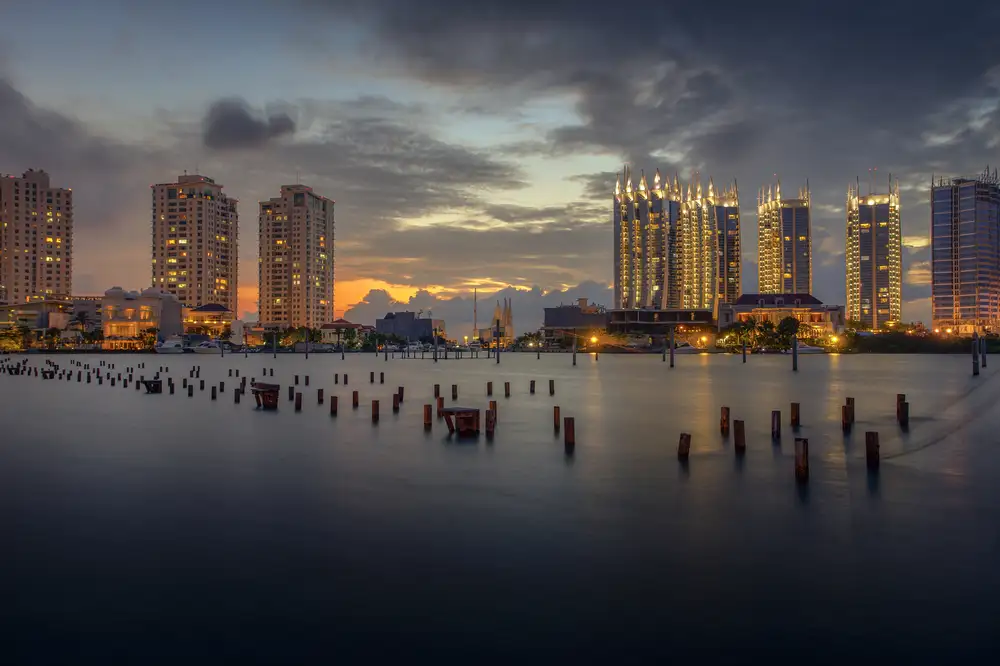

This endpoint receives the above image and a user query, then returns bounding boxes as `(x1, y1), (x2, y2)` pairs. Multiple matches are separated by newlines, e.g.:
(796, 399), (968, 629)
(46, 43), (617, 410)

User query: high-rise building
(258, 184), (335, 328)
(757, 181), (811, 294)
(613, 167), (740, 312)
(846, 178), (902, 328)
(931, 169), (1000, 333)
(0, 169), (74, 304)
(151, 174), (238, 313)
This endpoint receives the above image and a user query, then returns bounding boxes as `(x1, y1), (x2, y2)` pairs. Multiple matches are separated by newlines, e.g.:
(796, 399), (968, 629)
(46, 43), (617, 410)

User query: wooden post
(792, 336), (798, 372)
(677, 433), (691, 460)
(771, 410), (781, 441)
(370, 371), (375, 384)
(398, 386), (404, 402)
(335, 374), (339, 384)
(380, 372), (384, 384)
(972, 334), (980, 376)
(530, 380), (535, 394)
(423, 404), (432, 430)
(452, 384), (458, 400)
(234, 387), (240, 403)
(305, 375), (309, 386)
(436, 396), (444, 417)
(669, 327), (675, 368)
(794, 438), (809, 482)
(487, 381), (493, 396)
(392, 393), (400, 412)
(318, 388), (324, 404)
(352, 390), (359, 409)
(295, 393), (302, 411)
(288, 386), (295, 401)
(842, 405), (851, 434)
(489, 399), (497, 416)
(564, 417), (576, 452)
(295, 374), (299, 385)
(211, 386), (217, 400)
(343, 373), (348, 385)
(434, 384), (440, 398)
(199, 379), (205, 391)
(188, 385), (193, 397)
(791, 402), (800, 428)
(865, 432), (880, 470)
(372, 400), (380, 423)
(486, 409), (497, 437)
(330, 395), (338, 416)
(733, 420), (746, 453)
(549, 379), (555, 395)
(553, 406), (561, 431)
(982, 336), (988, 368)
(504, 382), (510, 398)
(896, 394), (906, 422)
(898, 401), (909, 428)
(742, 339), (746, 363)
(220, 381), (225, 393)
(846, 396), (855, 424)
(720, 406), (730, 434)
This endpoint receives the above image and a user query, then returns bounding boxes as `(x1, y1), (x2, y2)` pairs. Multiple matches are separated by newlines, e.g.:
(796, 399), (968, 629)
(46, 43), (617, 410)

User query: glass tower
(846, 179), (902, 328)
(931, 170), (1000, 333)
(757, 181), (811, 294)
(613, 168), (740, 313)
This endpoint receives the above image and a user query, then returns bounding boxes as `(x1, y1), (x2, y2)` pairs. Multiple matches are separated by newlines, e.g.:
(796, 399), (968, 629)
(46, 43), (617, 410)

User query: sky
(4, 0), (1000, 333)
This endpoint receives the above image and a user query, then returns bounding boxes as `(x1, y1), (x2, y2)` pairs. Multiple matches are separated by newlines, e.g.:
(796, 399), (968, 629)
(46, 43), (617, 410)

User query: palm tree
(72, 310), (92, 332)
(776, 316), (801, 351)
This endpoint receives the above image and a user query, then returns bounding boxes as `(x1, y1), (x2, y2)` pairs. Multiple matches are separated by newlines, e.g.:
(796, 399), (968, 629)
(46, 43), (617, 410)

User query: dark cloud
(202, 98), (296, 149)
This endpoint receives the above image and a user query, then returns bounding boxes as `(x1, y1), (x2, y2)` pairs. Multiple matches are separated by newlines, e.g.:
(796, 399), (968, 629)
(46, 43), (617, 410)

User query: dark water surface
(3, 352), (999, 663)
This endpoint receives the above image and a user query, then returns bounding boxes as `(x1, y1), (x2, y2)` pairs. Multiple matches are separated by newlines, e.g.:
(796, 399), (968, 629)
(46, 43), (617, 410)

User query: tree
(343, 327), (358, 348)
(140, 327), (159, 350)
(72, 310), (92, 331)
(17, 325), (33, 350)
(221, 325), (233, 341)
(43, 327), (62, 350)
(776, 316), (801, 351)
(757, 319), (777, 349)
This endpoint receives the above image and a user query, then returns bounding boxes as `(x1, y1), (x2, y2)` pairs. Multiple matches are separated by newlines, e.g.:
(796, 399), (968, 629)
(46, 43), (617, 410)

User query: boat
(795, 343), (826, 354)
(155, 337), (186, 354)
(191, 341), (221, 354)
(672, 343), (704, 354)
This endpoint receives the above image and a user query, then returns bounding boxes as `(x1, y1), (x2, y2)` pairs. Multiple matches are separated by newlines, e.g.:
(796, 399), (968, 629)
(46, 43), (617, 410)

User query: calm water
(3, 351), (999, 663)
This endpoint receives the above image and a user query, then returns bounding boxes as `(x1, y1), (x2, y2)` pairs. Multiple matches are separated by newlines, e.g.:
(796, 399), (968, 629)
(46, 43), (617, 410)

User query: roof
(190, 303), (231, 313)
(734, 293), (823, 306)
(320, 319), (363, 330)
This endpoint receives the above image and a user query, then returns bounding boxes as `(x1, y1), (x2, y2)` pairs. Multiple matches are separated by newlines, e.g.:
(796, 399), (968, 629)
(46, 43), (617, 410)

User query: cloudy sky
(4, 0), (1000, 332)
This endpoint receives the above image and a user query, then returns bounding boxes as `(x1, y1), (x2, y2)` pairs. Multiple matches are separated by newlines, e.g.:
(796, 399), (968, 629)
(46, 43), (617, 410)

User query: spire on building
(615, 175), (621, 197)
(639, 170), (648, 192)
(708, 177), (715, 198)
(653, 168), (662, 189)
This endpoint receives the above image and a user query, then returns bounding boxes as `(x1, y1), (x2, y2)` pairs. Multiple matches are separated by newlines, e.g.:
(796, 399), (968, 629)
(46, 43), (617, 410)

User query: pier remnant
(771, 410), (781, 441)
(866, 432), (880, 470)
(734, 420), (746, 453)
(677, 433), (691, 460)
(794, 438), (809, 482)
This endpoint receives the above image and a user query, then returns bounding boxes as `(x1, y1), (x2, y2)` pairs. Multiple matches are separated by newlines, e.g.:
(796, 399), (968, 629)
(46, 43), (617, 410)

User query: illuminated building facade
(0, 169), (73, 304)
(931, 170), (1000, 333)
(613, 167), (740, 313)
(151, 174), (238, 312)
(757, 181), (811, 294)
(258, 184), (335, 328)
(846, 179), (902, 328)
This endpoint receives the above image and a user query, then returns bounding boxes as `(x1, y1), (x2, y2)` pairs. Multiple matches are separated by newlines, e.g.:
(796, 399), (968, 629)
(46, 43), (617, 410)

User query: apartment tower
(613, 167), (740, 313)
(0, 169), (73, 304)
(151, 174), (238, 312)
(931, 169), (1000, 333)
(757, 180), (811, 294)
(258, 184), (335, 328)
(846, 177), (902, 328)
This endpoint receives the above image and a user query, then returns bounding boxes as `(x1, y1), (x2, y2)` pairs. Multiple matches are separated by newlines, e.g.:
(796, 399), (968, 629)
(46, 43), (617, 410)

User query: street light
(590, 336), (598, 344)
(831, 335), (839, 344)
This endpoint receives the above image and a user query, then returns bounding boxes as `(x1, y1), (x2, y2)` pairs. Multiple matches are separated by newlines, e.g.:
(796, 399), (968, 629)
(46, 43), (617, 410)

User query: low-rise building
(320, 318), (366, 345)
(375, 311), (445, 341)
(0, 298), (73, 331)
(101, 287), (183, 350)
(542, 298), (609, 346)
(718, 293), (845, 335)
(183, 303), (234, 337)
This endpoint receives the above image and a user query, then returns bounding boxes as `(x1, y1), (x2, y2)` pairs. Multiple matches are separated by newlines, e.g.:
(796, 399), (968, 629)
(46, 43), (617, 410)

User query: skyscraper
(757, 181), (811, 294)
(846, 178), (902, 328)
(0, 169), (73, 304)
(613, 167), (740, 312)
(931, 169), (1000, 333)
(151, 174), (238, 312)
(258, 184), (335, 328)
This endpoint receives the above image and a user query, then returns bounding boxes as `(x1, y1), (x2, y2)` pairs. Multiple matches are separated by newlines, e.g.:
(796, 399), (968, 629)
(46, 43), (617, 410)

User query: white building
(101, 287), (183, 347)
(258, 184), (335, 328)
(151, 174), (238, 312)
(0, 169), (74, 304)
